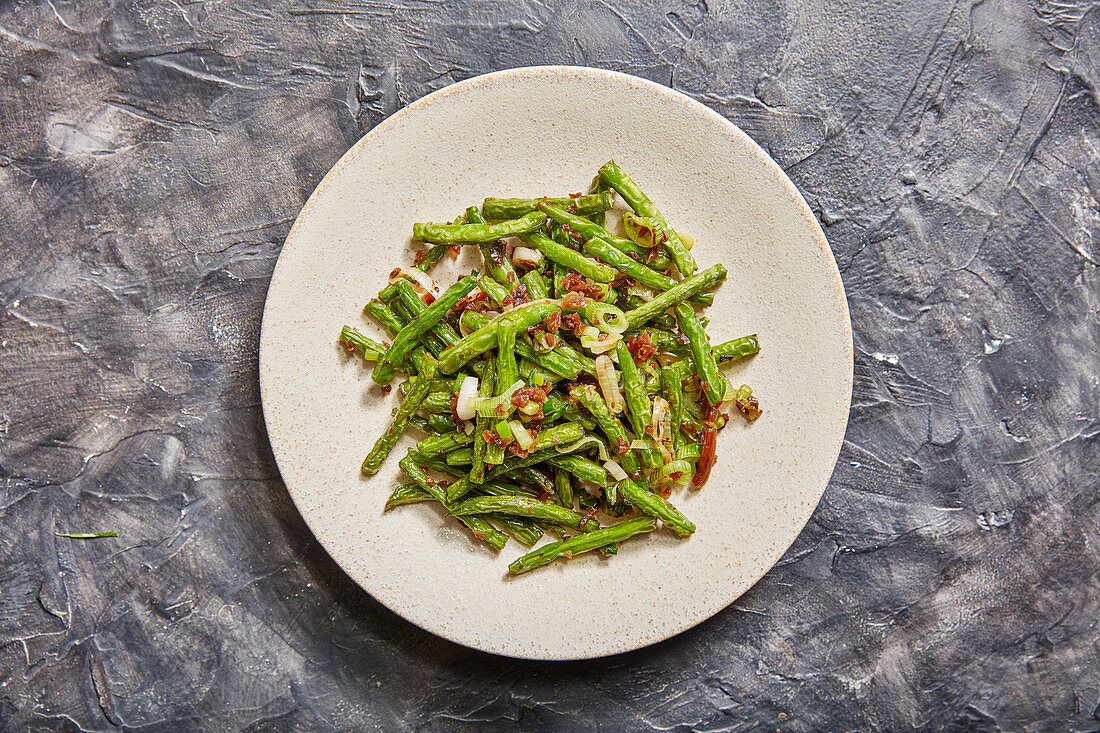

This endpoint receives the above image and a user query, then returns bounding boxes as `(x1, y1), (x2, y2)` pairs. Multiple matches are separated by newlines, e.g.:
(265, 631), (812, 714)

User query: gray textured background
(1, 0), (1098, 730)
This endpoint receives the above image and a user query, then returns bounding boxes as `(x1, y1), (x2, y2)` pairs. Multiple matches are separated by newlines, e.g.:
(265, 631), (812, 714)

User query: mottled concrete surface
(1, 0), (1098, 730)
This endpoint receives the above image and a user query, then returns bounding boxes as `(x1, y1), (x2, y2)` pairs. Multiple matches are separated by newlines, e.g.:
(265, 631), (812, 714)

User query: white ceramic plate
(259, 66), (852, 660)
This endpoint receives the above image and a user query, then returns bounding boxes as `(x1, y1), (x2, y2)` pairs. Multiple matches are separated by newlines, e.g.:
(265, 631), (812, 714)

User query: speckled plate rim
(259, 65), (853, 660)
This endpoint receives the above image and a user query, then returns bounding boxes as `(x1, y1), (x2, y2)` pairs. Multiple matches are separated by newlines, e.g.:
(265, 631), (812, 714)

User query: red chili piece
(693, 427), (717, 487)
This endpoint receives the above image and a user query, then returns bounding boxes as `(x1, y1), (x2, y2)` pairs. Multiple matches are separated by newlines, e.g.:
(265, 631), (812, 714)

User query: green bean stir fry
(341, 161), (763, 574)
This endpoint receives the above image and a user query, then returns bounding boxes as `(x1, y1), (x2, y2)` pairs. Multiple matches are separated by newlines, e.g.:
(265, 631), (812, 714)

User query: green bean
(713, 335), (760, 363)
(470, 361), (495, 483)
(416, 211), (468, 272)
(489, 515), (543, 546)
(391, 299), (447, 357)
(519, 232), (617, 283)
(619, 301), (675, 330)
(364, 299), (432, 374)
(408, 415), (432, 434)
(479, 481), (541, 499)
(398, 377), (453, 395)
(506, 466), (555, 495)
(534, 421), (585, 449)
(340, 326), (386, 361)
(463, 205), (521, 287)
(583, 236), (673, 288)
(458, 309), (494, 335)
(399, 452), (507, 550)
(392, 280), (461, 347)
(510, 338), (573, 378)
(586, 175), (611, 225)
(420, 391), (452, 412)
(521, 269), (549, 299)
(674, 304), (723, 406)
(415, 452), (465, 478)
(415, 430), (473, 459)
(413, 211), (544, 244)
(517, 341), (579, 380)
(447, 436), (586, 504)
(362, 360), (437, 474)
(518, 360), (560, 386)
(641, 328), (688, 354)
(542, 391), (569, 422)
(553, 260), (568, 298)
(508, 517), (657, 574)
(554, 467), (574, 509)
(552, 341), (596, 375)
(481, 241), (518, 286)
(482, 192), (614, 220)
(429, 413), (458, 433)
(616, 342), (660, 469)
(462, 310), (587, 380)
(496, 319), (519, 393)
(582, 237), (712, 306)
(450, 496), (597, 532)
(438, 300), (561, 374)
(445, 447), (474, 465)
(373, 275), (479, 386)
(385, 483), (433, 509)
(616, 478), (695, 537)
(478, 277), (510, 308)
(546, 453), (608, 486)
(598, 160), (697, 276)
(623, 264), (727, 330)
(567, 384), (640, 475)
(537, 201), (670, 270)
(662, 360), (689, 453)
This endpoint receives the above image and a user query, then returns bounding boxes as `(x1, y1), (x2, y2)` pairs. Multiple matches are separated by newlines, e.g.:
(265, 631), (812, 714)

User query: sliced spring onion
(495, 419), (514, 444)
(390, 267), (436, 296)
(676, 442), (701, 461)
(554, 435), (611, 462)
(677, 231), (694, 250)
(603, 460), (629, 482)
(629, 437), (672, 463)
(650, 459), (692, 486)
(509, 420), (535, 451)
(583, 332), (622, 355)
(585, 302), (628, 334)
(722, 378), (739, 404)
(518, 400), (542, 416)
(455, 375), (479, 420)
(621, 213), (662, 250)
(470, 380), (524, 418)
(485, 443), (506, 465)
(594, 355), (624, 414)
(650, 396), (671, 442)
(512, 246), (543, 269)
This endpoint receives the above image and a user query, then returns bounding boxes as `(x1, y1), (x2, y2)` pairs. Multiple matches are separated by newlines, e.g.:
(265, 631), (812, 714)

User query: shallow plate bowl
(259, 66), (852, 660)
